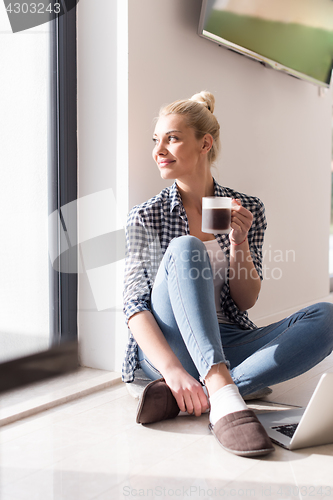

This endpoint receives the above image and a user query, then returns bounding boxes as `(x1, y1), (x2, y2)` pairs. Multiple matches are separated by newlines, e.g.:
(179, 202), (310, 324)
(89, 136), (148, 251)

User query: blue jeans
(138, 235), (333, 396)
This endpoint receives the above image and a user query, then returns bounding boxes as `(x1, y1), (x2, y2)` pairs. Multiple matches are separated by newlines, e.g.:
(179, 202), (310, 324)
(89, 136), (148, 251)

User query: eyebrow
(153, 129), (183, 136)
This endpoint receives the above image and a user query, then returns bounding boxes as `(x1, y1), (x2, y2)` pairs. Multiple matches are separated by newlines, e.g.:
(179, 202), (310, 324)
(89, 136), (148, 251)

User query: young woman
(122, 91), (333, 457)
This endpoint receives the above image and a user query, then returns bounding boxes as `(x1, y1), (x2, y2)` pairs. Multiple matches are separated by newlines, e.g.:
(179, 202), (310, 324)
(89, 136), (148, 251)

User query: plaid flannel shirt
(122, 179), (267, 382)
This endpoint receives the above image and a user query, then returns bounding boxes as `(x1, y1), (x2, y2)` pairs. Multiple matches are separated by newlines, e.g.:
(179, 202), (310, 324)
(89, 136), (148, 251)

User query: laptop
(257, 373), (333, 450)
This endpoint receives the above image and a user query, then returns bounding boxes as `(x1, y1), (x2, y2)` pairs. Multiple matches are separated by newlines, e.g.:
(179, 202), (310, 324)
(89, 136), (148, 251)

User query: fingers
(174, 392), (186, 413)
(186, 386), (210, 417)
(164, 369), (209, 416)
(231, 217), (249, 234)
(172, 383), (209, 416)
(191, 385), (209, 416)
(231, 199), (253, 240)
(231, 200), (252, 229)
(197, 386), (210, 414)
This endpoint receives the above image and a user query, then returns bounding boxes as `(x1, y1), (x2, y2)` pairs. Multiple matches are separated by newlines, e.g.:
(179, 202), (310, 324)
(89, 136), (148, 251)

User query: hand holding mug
(230, 199), (253, 245)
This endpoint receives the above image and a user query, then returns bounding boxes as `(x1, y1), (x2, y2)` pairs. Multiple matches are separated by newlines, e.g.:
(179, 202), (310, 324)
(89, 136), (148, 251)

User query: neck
(176, 170), (215, 213)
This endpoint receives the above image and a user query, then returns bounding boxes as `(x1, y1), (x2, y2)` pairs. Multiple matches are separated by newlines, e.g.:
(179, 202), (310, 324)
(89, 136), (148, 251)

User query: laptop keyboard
(272, 423), (299, 438)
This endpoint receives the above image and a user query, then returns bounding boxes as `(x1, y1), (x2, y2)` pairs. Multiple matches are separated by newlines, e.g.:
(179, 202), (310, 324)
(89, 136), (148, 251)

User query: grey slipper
(136, 378), (180, 424)
(209, 409), (275, 457)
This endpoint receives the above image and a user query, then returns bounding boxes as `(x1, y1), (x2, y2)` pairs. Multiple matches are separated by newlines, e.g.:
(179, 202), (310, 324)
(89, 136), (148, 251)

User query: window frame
(49, 3), (78, 344)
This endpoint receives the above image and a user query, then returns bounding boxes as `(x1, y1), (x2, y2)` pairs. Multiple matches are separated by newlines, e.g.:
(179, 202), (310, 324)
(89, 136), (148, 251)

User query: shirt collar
(213, 178), (228, 197)
(169, 181), (184, 213)
(169, 178), (228, 213)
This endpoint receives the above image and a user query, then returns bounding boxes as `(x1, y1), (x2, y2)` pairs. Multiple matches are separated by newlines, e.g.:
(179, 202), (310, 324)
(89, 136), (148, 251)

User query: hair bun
(189, 91), (215, 113)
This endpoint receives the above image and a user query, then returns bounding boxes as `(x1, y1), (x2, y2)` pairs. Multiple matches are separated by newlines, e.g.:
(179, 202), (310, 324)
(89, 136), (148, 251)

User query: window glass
(0, 6), (50, 362)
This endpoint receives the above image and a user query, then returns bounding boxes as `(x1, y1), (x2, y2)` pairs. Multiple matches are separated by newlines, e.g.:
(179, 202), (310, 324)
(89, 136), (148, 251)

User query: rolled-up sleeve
(123, 209), (162, 324)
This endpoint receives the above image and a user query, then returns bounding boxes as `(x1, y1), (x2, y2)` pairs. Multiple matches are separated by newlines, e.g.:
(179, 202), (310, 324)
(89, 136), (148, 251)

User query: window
(0, 3), (78, 393)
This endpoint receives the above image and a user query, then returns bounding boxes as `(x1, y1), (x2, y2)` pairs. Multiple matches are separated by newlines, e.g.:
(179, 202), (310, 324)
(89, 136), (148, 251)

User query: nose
(154, 139), (167, 156)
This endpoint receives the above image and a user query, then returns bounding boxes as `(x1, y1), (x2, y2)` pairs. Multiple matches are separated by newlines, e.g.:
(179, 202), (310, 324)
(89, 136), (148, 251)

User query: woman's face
(152, 114), (206, 181)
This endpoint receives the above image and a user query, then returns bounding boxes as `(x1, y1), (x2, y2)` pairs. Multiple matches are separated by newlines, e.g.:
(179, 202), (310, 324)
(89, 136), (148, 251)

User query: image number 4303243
(4, 0), (80, 33)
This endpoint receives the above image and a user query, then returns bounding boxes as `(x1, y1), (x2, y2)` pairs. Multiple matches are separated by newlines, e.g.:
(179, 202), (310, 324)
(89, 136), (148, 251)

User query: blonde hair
(159, 91), (221, 165)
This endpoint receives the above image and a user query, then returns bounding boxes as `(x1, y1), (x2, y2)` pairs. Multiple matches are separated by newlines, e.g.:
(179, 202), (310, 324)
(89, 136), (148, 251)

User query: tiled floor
(1, 356), (333, 500)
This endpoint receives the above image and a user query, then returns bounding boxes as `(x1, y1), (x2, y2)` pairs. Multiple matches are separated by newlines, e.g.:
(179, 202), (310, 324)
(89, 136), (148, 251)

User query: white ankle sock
(209, 384), (248, 426)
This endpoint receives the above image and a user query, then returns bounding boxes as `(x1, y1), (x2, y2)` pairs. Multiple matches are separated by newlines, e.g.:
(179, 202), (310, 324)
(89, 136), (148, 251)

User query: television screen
(198, 0), (333, 87)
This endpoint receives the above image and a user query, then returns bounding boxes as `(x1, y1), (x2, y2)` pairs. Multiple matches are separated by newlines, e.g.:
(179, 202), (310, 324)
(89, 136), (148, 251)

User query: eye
(152, 137), (159, 145)
(168, 135), (178, 142)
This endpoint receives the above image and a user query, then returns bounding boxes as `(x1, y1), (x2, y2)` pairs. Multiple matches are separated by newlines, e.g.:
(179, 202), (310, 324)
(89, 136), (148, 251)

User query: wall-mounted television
(198, 0), (333, 88)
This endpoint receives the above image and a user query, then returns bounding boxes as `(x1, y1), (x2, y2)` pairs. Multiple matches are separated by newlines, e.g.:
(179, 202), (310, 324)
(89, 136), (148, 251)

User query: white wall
(77, 0), (332, 373)
(77, 0), (128, 371)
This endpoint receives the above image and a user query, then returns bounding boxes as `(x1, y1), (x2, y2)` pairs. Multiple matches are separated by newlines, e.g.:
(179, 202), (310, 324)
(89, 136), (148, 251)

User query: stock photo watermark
(178, 245), (296, 283)
(3, 0), (79, 33)
(122, 484), (333, 498)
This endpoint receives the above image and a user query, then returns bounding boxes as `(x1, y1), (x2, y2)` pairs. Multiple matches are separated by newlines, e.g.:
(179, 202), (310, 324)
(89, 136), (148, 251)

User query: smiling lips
(158, 159), (175, 167)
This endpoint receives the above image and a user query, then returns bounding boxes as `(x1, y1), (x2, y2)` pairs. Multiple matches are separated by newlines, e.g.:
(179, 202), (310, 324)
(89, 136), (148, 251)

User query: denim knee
(303, 302), (333, 361)
(169, 235), (206, 253)
(168, 235), (208, 264)
(316, 302), (333, 348)
(168, 235), (212, 277)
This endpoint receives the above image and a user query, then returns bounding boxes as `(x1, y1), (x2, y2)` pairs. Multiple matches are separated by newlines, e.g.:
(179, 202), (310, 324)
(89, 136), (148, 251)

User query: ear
(201, 134), (213, 155)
